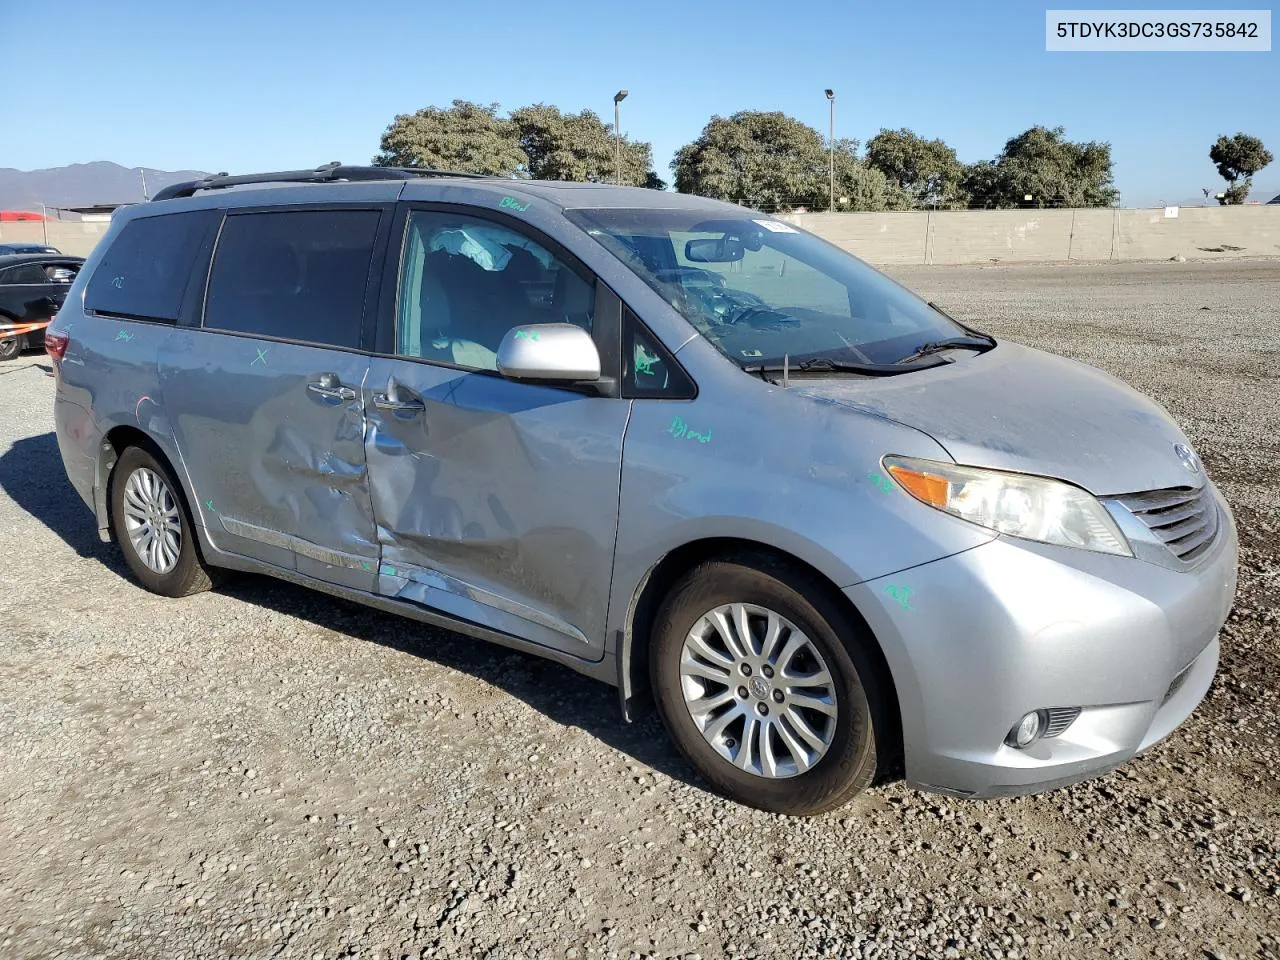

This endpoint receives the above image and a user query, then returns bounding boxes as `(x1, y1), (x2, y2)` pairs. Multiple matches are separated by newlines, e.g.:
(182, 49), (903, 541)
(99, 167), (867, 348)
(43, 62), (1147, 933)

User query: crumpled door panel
(364, 361), (628, 658)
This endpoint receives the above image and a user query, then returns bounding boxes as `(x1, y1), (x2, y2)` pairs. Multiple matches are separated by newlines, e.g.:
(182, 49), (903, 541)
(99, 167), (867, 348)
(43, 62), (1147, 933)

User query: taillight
(45, 328), (69, 362)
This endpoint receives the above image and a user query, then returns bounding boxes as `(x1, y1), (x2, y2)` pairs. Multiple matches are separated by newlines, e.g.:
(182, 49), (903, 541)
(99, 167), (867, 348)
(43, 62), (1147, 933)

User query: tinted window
(0, 264), (46, 284)
(204, 210), (379, 349)
(85, 211), (217, 321)
(396, 211), (594, 371)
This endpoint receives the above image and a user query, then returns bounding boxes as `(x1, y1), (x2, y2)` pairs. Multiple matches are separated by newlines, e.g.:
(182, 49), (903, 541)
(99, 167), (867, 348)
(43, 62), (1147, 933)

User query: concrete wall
(0, 220), (111, 258)
(785, 205), (1280, 266)
(6, 204), (1280, 266)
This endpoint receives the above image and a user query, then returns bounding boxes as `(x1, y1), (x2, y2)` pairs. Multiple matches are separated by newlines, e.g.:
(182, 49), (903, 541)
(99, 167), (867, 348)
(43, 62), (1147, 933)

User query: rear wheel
(0, 335), (22, 361)
(110, 445), (217, 597)
(650, 558), (882, 816)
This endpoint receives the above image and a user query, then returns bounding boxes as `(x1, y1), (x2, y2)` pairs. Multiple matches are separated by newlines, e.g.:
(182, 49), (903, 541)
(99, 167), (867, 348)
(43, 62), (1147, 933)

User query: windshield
(565, 208), (977, 368)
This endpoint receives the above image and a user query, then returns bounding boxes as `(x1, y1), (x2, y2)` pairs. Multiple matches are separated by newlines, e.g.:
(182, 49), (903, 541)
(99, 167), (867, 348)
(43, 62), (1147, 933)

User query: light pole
(824, 89), (835, 212)
(613, 90), (629, 185)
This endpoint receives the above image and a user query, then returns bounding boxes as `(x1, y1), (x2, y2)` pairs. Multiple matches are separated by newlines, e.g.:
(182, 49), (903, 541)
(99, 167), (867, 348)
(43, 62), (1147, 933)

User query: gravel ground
(1, 259), (1277, 960)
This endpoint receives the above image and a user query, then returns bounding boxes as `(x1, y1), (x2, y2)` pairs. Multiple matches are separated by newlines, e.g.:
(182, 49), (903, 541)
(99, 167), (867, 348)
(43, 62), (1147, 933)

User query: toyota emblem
(1174, 443), (1201, 474)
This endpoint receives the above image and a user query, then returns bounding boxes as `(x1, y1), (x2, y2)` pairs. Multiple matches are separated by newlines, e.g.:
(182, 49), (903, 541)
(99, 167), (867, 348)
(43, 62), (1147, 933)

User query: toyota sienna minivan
(47, 164), (1238, 815)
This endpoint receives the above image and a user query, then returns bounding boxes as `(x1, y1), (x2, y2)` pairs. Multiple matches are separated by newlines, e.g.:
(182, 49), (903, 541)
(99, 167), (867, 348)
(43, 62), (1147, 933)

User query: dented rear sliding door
(162, 205), (388, 591)
(161, 334), (378, 588)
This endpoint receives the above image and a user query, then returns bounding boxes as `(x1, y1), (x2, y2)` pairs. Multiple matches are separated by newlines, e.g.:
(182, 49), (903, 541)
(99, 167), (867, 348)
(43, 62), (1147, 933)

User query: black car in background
(0, 254), (84, 360)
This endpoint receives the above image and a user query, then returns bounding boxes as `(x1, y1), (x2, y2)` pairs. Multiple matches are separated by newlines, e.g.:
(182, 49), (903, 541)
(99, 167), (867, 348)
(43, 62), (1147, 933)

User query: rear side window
(0, 264), (46, 284)
(204, 209), (380, 349)
(85, 211), (218, 321)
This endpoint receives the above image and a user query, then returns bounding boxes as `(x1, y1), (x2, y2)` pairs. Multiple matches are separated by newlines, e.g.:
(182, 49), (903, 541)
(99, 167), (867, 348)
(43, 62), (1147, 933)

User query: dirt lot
(1, 259), (1277, 960)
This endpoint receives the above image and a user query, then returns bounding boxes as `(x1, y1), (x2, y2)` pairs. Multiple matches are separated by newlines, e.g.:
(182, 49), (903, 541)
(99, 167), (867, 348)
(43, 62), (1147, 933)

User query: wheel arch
(622, 536), (904, 779)
(98, 425), (204, 551)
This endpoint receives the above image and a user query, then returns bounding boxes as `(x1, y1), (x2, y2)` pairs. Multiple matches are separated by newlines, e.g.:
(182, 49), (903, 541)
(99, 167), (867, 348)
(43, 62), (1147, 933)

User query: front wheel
(0, 336), (23, 361)
(650, 558), (883, 816)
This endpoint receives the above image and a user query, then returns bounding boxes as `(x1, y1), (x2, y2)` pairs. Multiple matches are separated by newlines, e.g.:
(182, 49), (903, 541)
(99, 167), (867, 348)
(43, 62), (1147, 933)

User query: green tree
(509, 103), (654, 185)
(865, 128), (966, 207)
(672, 111), (908, 211)
(1209, 133), (1273, 204)
(373, 100), (527, 175)
(961, 126), (1117, 208)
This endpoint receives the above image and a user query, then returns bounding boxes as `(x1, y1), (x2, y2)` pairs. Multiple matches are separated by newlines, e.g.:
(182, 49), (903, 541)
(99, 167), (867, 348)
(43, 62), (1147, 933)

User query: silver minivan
(47, 165), (1238, 815)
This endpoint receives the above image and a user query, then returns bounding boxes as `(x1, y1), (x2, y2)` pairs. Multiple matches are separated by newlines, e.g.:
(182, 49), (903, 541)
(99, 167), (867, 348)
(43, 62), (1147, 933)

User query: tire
(110, 445), (218, 597)
(650, 557), (883, 816)
(0, 335), (22, 361)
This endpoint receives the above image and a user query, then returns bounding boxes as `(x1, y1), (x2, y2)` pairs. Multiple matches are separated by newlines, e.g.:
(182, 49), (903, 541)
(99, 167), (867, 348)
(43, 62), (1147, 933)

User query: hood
(791, 342), (1201, 496)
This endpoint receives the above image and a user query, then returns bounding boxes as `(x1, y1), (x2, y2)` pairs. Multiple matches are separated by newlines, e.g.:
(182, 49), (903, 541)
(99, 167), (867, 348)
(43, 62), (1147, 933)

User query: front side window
(565, 208), (975, 369)
(204, 209), (380, 349)
(396, 210), (594, 371)
(85, 210), (218, 322)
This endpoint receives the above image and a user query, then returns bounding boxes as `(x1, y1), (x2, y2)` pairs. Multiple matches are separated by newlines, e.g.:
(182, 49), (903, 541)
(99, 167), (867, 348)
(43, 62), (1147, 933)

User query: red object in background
(0, 210), (52, 221)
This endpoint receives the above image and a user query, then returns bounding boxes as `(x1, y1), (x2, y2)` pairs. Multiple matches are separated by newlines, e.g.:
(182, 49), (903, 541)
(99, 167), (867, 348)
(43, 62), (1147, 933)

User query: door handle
(372, 392), (425, 415)
(373, 377), (425, 416)
(307, 372), (357, 402)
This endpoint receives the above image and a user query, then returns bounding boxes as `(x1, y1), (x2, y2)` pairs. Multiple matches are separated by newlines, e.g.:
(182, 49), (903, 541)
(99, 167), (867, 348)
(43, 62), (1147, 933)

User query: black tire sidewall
(0, 336), (21, 361)
(109, 446), (205, 597)
(650, 559), (879, 816)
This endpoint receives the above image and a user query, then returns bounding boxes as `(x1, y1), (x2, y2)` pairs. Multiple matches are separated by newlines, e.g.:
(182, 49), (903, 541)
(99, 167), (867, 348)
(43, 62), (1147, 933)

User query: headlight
(883, 456), (1132, 557)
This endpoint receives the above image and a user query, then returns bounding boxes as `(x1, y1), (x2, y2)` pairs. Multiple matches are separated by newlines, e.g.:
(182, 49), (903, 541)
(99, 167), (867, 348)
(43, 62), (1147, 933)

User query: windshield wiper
(928, 301), (996, 339)
(743, 355), (949, 378)
(895, 334), (995, 365)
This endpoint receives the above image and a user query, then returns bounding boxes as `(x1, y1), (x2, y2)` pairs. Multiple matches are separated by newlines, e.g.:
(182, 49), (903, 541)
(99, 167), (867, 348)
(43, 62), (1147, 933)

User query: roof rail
(150, 162), (496, 202)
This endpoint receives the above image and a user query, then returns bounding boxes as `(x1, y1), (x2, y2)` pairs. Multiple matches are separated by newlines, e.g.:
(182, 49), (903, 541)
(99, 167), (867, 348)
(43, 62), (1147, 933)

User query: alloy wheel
(679, 602), (838, 778)
(121, 467), (182, 575)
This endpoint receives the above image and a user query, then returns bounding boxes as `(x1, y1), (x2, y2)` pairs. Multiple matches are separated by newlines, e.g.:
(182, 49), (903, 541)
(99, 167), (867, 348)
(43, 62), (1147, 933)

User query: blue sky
(3, 0), (1276, 206)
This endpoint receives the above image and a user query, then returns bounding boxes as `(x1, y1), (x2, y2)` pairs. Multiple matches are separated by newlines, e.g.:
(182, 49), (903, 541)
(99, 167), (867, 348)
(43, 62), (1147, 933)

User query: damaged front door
(163, 207), (384, 591)
(363, 208), (627, 658)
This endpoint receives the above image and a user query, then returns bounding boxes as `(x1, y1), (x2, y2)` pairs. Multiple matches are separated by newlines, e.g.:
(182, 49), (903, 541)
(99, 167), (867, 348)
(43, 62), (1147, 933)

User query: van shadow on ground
(0, 430), (696, 791)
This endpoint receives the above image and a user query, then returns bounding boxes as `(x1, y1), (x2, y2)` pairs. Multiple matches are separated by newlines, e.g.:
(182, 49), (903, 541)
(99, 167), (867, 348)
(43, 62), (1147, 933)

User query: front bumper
(846, 488), (1238, 798)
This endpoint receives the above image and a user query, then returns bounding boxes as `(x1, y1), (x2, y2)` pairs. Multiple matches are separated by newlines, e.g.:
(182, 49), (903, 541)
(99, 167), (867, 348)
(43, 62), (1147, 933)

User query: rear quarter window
(85, 210), (219, 322)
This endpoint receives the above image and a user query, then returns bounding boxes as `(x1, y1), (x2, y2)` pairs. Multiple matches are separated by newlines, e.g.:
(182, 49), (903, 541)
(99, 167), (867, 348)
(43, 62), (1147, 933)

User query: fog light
(1007, 711), (1044, 749)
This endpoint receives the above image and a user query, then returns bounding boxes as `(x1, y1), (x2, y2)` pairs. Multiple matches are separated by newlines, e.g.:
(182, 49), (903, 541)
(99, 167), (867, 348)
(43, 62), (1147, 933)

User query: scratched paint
(883, 584), (913, 611)
(134, 395), (155, 422)
(115, 330), (135, 343)
(513, 329), (540, 342)
(205, 498), (216, 512)
(668, 416), (711, 444)
(251, 347), (269, 366)
(499, 196), (530, 212)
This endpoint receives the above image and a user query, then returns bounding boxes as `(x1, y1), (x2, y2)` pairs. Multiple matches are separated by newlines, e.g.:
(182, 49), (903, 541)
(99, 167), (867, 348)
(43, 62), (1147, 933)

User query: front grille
(1116, 484), (1219, 563)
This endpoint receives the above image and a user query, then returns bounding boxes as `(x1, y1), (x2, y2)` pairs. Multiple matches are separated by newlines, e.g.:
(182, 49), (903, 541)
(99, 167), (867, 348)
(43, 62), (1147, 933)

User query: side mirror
(685, 236), (745, 263)
(497, 323), (601, 383)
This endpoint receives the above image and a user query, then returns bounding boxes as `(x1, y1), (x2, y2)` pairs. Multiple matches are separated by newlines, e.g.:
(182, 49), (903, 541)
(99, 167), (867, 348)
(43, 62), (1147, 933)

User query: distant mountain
(0, 162), (211, 210)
